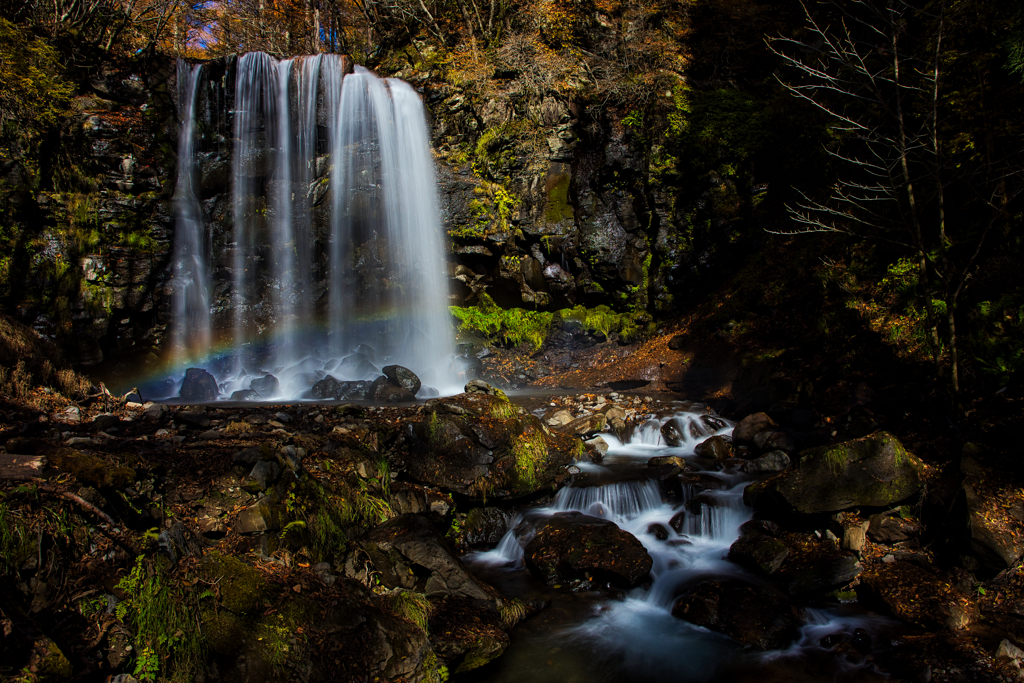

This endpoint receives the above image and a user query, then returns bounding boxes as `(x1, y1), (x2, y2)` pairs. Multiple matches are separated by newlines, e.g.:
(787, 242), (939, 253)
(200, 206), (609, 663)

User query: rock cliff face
(6, 50), (738, 370)
(2, 57), (179, 366)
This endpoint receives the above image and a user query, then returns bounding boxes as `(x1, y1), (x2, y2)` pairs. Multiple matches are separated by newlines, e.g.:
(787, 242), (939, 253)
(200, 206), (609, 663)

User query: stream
(460, 407), (895, 683)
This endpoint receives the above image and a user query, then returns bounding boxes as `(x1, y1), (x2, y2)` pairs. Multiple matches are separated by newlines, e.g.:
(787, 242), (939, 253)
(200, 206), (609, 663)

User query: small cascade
(169, 60), (210, 362)
(166, 53), (458, 401)
(552, 479), (662, 522)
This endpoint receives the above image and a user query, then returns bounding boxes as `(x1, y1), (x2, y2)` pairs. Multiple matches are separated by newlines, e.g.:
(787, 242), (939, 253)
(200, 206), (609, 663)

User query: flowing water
(169, 61), (210, 361)
(464, 409), (893, 683)
(163, 54), (458, 402)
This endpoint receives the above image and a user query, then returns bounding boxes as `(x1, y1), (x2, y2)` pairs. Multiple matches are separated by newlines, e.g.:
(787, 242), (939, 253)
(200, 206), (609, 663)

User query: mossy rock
(48, 448), (135, 488)
(744, 431), (924, 515)
(201, 552), (268, 615)
(32, 636), (73, 682)
(200, 605), (246, 656)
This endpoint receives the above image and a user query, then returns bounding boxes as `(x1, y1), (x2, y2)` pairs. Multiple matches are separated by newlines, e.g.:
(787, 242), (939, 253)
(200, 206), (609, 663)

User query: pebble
(275, 412), (292, 424)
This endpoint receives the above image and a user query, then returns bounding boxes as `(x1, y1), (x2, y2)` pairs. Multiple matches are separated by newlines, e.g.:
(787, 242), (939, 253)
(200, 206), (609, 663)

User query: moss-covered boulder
(743, 431), (923, 515)
(405, 392), (581, 499)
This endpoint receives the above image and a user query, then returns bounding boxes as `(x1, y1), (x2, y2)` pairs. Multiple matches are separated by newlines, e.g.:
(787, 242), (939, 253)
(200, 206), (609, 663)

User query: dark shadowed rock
(175, 410), (211, 429)
(368, 376), (416, 402)
(733, 412), (777, 444)
(744, 431), (924, 515)
(744, 450), (791, 473)
(358, 514), (495, 603)
(91, 413), (120, 432)
(524, 511), (652, 587)
(337, 381), (371, 400)
(179, 367), (218, 401)
(729, 525), (789, 575)
(249, 374), (279, 397)
(464, 508), (516, 545)
(312, 375), (341, 400)
(868, 513), (920, 545)
(668, 335), (686, 350)
(672, 579), (804, 650)
(694, 435), (732, 460)
(230, 389), (260, 401)
(383, 365), (422, 395)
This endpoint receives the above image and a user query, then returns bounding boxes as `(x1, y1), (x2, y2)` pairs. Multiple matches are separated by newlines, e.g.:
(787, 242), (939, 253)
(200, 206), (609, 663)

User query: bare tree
(768, 0), (1021, 396)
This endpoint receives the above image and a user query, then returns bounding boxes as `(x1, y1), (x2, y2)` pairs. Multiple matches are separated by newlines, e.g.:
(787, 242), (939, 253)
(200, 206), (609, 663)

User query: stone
(246, 460), (281, 492)
(546, 409), (575, 426)
(783, 553), (862, 596)
(584, 435), (609, 456)
(729, 528), (789, 575)
(464, 507), (516, 545)
(744, 431), (924, 515)
(754, 430), (798, 453)
(672, 579), (804, 650)
(311, 375), (341, 400)
(232, 446), (262, 465)
(229, 389), (260, 401)
(367, 376), (416, 402)
(561, 413), (607, 436)
(465, 379), (499, 394)
(235, 505), (280, 534)
(179, 367), (219, 402)
(142, 403), (166, 420)
(842, 520), (870, 554)
(667, 335), (685, 350)
(523, 511), (653, 588)
(647, 455), (686, 470)
(996, 639), (1024, 662)
(868, 513), (920, 544)
(249, 374), (279, 397)
(660, 420), (682, 446)
(337, 381), (371, 400)
(694, 435), (732, 460)
(174, 410), (211, 429)
(732, 412), (777, 444)
(744, 450), (791, 473)
(359, 514), (494, 602)
(382, 365), (421, 395)
(92, 413), (120, 432)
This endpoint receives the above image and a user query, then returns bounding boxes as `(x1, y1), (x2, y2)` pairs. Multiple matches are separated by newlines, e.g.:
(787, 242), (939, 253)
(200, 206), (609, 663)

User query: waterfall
(170, 60), (209, 362)
(230, 51), (277, 369)
(166, 52), (457, 401)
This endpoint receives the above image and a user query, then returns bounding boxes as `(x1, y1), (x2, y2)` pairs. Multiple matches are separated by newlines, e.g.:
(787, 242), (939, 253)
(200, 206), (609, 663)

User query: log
(0, 454), (46, 480)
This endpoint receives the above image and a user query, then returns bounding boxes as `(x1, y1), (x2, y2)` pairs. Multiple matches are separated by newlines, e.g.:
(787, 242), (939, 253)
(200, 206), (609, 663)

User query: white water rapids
(464, 407), (892, 683)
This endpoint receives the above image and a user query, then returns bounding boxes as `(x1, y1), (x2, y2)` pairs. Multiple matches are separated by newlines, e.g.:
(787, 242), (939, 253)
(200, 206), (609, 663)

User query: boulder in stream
(743, 431), (924, 515)
(523, 511), (653, 588)
(368, 376), (417, 402)
(311, 375), (341, 400)
(179, 367), (218, 401)
(249, 374), (279, 397)
(672, 579), (805, 650)
(382, 364), (421, 395)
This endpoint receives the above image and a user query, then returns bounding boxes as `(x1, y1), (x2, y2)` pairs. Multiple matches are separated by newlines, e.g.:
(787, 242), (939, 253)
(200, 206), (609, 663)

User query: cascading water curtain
(170, 59), (210, 363)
